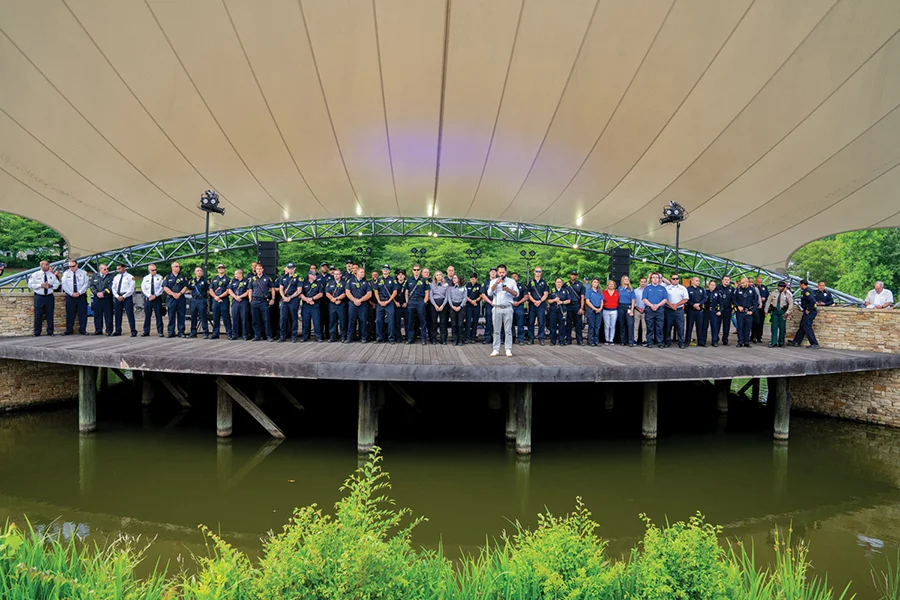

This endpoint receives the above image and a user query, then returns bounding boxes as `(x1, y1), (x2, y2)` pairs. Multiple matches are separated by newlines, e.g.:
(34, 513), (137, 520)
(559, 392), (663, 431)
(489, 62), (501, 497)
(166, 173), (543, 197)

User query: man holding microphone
(488, 264), (518, 357)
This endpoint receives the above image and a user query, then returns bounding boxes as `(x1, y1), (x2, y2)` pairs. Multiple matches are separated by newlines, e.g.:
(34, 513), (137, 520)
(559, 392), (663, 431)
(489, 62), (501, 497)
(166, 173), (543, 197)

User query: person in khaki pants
(632, 276), (647, 344)
(764, 281), (793, 347)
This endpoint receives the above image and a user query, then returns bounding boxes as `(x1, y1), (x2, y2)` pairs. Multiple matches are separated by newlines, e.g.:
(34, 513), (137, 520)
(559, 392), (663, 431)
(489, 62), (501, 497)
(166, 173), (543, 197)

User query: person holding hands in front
(488, 264), (518, 357)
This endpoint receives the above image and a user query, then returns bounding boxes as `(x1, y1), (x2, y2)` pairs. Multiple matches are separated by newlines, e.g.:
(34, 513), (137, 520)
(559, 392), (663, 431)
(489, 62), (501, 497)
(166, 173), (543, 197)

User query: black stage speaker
(609, 248), (631, 283)
(257, 242), (278, 279)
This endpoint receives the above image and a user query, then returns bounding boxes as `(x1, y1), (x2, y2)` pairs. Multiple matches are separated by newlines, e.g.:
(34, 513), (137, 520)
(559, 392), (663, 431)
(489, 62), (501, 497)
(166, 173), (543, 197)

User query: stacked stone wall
(785, 307), (898, 353)
(0, 294), (70, 337)
(0, 358), (78, 411)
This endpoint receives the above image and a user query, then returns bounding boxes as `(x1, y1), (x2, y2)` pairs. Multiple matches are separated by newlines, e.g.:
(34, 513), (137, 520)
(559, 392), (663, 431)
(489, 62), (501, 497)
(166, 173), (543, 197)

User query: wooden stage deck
(1, 335), (899, 383)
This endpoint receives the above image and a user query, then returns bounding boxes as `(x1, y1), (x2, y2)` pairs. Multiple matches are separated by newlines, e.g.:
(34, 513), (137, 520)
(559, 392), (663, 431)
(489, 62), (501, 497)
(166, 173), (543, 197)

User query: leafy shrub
(178, 524), (255, 600)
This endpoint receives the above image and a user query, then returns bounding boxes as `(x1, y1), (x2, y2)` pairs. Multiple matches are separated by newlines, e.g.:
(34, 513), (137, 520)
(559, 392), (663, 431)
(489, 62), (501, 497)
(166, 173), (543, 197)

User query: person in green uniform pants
(764, 281), (793, 347)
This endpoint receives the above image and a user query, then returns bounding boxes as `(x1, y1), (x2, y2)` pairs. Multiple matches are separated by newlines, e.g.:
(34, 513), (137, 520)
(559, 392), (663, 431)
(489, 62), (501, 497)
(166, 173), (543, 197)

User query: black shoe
(277, 338), (285, 343)
(678, 344), (685, 349)
(168, 334), (176, 338)
(64, 331), (73, 336)
(697, 343), (706, 347)
(203, 334), (210, 339)
(210, 335), (220, 340)
(768, 343), (777, 347)
(292, 338), (298, 343)
(422, 341), (427, 346)
(712, 343), (718, 347)
(786, 341), (797, 347)
(32, 333), (41, 337)
(141, 333), (150, 337)
(268, 338), (277, 342)
(94, 331), (103, 336)
(361, 340), (368, 344)
(778, 343), (785, 347)
(550, 341), (556, 346)
(178, 333), (186, 338)
(112, 332), (121, 337)
(744, 344), (752, 349)
(407, 340), (415, 345)
(809, 344), (820, 349)
(658, 344), (665, 349)
(629, 343), (636, 347)
(131, 332), (137, 337)
(189, 334), (197, 339)
(539, 340), (544, 346)
(664, 343), (671, 348)
(106, 332), (114, 337)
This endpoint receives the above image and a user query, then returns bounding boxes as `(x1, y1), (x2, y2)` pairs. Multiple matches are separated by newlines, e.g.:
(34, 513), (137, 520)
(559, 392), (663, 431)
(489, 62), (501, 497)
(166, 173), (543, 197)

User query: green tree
(787, 237), (843, 285)
(835, 229), (900, 298)
(0, 214), (66, 266)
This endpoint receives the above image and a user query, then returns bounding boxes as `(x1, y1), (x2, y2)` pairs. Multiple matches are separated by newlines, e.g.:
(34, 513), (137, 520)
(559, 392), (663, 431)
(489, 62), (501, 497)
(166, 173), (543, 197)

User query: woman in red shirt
(602, 280), (619, 345)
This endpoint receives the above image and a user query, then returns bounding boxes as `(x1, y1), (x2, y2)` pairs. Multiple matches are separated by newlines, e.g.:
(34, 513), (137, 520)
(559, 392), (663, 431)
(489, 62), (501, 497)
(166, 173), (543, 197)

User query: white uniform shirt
(487, 276), (518, 308)
(665, 283), (689, 306)
(28, 269), (59, 296)
(141, 274), (165, 299)
(111, 272), (135, 299)
(865, 288), (894, 308)
(61, 268), (89, 296)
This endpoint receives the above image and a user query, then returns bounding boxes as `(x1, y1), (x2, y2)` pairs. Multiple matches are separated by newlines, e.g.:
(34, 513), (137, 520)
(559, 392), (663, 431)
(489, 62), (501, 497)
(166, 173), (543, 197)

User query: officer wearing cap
(406, 263), (429, 344)
(90, 263), (115, 336)
(465, 273), (481, 343)
(299, 267), (324, 342)
(764, 281), (793, 347)
(788, 279), (820, 348)
(480, 267), (497, 344)
(277, 263), (300, 342)
(187, 266), (210, 339)
(209, 264), (232, 340)
(347, 266), (373, 342)
(374, 264), (398, 344)
(564, 270), (585, 345)
(163, 262), (188, 337)
(228, 268), (250, 340)
(393, 269), (408, 342)
(326, 266), (348, 342)
(343, 260), (354, 282)
(249, 263), (276, 341)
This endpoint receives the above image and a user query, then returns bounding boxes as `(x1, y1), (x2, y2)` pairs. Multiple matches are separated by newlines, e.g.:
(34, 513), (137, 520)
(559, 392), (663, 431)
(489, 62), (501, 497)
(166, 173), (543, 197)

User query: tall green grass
(0, 448), (895, 599)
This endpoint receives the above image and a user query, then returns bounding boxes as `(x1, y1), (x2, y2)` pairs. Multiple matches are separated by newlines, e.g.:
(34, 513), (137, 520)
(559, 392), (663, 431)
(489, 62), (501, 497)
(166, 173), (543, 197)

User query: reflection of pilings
(642, 382), (658, 440)
(641, 439), (656, 489)
(773, 440), (789, 502)
(505, 384), (517, 442)
(78, 366), (98, 434)
(216, 438), (232, 488)
(78, 434), (96, 495)
(773, 378), (791, 441)
(716, 380), (729, 414)
(515, 454), (531, 516)
(358, 382), (375, 454)
(515, 383), (533, 455)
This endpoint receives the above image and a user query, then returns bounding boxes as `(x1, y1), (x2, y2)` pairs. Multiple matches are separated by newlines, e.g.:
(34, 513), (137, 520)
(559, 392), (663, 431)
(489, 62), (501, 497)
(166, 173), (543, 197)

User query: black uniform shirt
(375, 276), (397, 302)
(300, 277), (322, 300)
(549, 286), (568, 312)
(279, 275), (300, 297)
(188, 276), (208, 299)
(757, 284), (770, 304)
(326, 279), (346, 302)
(813, 289), (834, 306)
(89, 272), (114, 296)
(211, 275), (231, 298)
(406, 276), (429, 301)
(229, 278), (248, 299)
(249, 274), (274, 303)
(348, 277), (371, 300)
(686, 286), (707, 310)
(163, 272), (188, 295)
(704, 289), (722, 313)
(564, 280), (585, 308)
(799, 288), (818, 313)
(528, 278), (549, 302)
(716, 284), (735, 311)
(733, 287), (756, 312)
(466, 281), (481, 303)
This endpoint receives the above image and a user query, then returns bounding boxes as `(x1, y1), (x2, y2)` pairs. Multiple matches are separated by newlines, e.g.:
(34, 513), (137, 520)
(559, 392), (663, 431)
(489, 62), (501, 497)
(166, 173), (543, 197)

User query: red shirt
(603, 289), (619, 309)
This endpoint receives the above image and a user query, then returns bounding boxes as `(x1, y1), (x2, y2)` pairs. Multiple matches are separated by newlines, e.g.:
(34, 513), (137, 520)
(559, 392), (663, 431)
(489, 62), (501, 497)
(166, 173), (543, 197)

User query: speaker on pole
(257, 242), (278, 279)
(609, 248), (631, 283)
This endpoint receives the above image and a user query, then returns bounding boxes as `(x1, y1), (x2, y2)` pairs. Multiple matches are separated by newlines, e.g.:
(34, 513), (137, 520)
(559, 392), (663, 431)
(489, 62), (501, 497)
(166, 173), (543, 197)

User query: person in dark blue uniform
(814, 281), (834, 307)
(642, 273), (668, 348)
(327, 268), (348, 342)
(702, 280), (721, 347)
(299, 267), (324, 342)
(406, 264), (429, 345)
(347, 267), (372, 343)
(249, 264), (276, 342)
(788, 279), (820, 349)
(393, 269), (408, 342)
(374, 264), (397, 344)
(715, 276), (735, 345)
(111, 264), (137, 337)
(751, 277), (769, 343)
(685, 276), (707, 346)
(527, 267), (550, 346)
(163, 262), (188, 338)
(548, 277), (569, 346)
(480, 267), (497, 344)
(29, 261), (59, 336)
(367, 270), (380, 342)
(511, 272), (527, 344)
(228, 269), (250, 340)
(90, 264), (115, 336)
(465, 273), (481, 343)
(187, 266), (210, 339)
(732, 277), (756, 348)
(318, 262), (332, 335)
(209, 264), (232, 340)
(564, 270), (586, 345)
(343, 260), (354, 283)
(277, 263), (300, 342)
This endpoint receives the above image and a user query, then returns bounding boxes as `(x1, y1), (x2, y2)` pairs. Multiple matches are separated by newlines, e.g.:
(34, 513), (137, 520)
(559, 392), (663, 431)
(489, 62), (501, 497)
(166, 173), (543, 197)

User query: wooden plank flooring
(0, 335), (898, 383)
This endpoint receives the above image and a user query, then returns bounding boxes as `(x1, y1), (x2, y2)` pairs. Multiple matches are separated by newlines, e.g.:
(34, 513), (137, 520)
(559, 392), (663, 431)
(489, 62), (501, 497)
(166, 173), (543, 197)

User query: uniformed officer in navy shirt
(163, 262), (188, 337)
(788, 279), (820, 349)
(564, 270), (586, 345)
(393, 269), (408, 342)
(278, 263), (301, 342)
(347, 267), (373, 343)
(317, 262), (331, 334)
(702, 280), (721, 347)
(732, 276), (755, 348)
(715, 276), (735, 345)
(228, 268), (251, 340)
(406, 263), (430, 344)
(814, 281), (834, 307)
(527, 267), (550, 345)
(465, 273), (481, 343)
(326, 267), (348, 342)
(187, 266), (210, 339)
(548, 277), (569, 346)
(89, 264), (115, 336)
(209, 264), (232, 340)
(299, 267), (325, 342)
(374, 264), (398, 344)
(685, 276), (707, 346)
(249, 263), (276, 342)
(750, 277), (769, 344)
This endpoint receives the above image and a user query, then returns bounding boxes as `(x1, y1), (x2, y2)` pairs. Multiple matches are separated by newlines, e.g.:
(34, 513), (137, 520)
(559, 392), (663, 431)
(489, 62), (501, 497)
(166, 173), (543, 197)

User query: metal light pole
(659, 201), (687, 278)
(199, 190), (224, 277)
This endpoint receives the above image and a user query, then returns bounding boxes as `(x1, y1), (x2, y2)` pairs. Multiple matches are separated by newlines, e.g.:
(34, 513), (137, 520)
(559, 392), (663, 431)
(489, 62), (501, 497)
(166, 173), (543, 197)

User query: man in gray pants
(488, 264), (518, 357)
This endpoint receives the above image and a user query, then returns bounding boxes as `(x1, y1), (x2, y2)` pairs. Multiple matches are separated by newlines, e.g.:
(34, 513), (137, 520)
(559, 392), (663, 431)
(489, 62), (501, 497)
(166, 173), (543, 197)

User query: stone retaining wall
(0, 294), (70, 337)
(0, 358), (78, 411)
(785, 306), (898, 353)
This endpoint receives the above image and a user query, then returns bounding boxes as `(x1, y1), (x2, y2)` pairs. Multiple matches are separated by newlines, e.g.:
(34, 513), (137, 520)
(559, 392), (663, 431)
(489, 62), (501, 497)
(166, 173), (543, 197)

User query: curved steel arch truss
(0, 217), (861, 304)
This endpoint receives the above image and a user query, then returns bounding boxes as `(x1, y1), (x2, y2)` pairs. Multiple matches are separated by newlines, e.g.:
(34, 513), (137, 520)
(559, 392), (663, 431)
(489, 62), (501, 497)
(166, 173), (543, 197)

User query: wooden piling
(358, 381), (376, 454)
(773, 377), (791, 441)
(604, 385), (614, 411)
(78, 433), (96, 494)
(141, 372), (154, 406)
(515, 383), (533, 455)
(78, 366), (98, 434)
(642, 382), (658, 440)
(216, 377), (285, 438)
(751, 378), (761, 403)
(715, 379), (729, 414)
(505, 384), (517, 442)
(217, 384), (233, 438)
(98, 367), (108, 394)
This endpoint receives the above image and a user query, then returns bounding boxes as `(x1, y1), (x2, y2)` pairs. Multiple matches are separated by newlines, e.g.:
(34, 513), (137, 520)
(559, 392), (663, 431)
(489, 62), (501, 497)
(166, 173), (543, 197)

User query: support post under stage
(773, 377), (791, 441)
(217, 384), (233, 438)
(78, 366), (98, 434)
(358, 381), (376, 455)
(141, 372), (154, 406)
(642, 382), (658, 440)
(716, 379), (729, 414)
(515, 383), (533, 455)
(505, 384), (517, 442)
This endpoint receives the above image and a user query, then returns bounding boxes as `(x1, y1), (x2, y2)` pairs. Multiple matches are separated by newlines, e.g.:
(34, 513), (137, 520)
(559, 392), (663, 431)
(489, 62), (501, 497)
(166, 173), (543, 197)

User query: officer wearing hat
(228, 268), (251, 340)
(374, 264), (398, 344)
(299, 266), (324, 342)
(249, 263), (276, 341)
(764, 281), (793, 347)
(163, 262), (188, 337)
(564, 270), (586, 345)
(788, 279), (820, 348)
(278, 263), (301, 342)
(209, 263), (232, 340)
(393, 269), (408, 342)
(343, 260), (354, 282)
(465, 273), (481, 343)
(187, 266), (210, 339)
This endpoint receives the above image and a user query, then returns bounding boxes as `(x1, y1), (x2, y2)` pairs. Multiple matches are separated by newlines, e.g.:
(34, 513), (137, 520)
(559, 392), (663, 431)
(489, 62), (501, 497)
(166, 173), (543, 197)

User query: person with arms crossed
(249, 264), (276, 342)
(527, 267), (549, 345)
(278, 263), (301, 342)
(465, 272), (481, 343)
(327, 268), (348, 343)
(406, 264), (430, 345)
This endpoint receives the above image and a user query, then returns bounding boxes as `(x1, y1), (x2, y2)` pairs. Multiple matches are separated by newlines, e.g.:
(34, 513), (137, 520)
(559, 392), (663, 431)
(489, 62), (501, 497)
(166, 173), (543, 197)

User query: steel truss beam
(0, 217), (862, 304)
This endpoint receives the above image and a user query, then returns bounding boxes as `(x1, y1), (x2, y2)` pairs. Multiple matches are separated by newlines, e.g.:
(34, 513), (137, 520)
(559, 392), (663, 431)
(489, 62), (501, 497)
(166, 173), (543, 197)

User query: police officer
(564, 270), (586, 345)
(527, 267), (549, 345)
(278, 263), (301, 342)
(300, 267), (325, 342)
(327, 267), (348, 342)
(765, 281), (793, 348)
(140, 263), (164, 337)
(480, 267), (497, 344)
(209, 264), (232, 340)
(60, 259), (89, 335)
(317, 262), (332, 334)
(228, 268), (251, 340)
(716, 276), (735, 346)
(702, 280), (721, 347)
(90, 263), (115, 336)
(511, 272), (527, 344)
(29, 260), (59, 336)
(347, 266), (372, 343)
(642, 273), (668, 348)
(187, 266), (210, 339)
(685, 276), (706, 347)
(465, 273), (481, 343)
(249, 263), (276, 342)
(343, 260), (354, 282)
(406, 263), (429, 345)
(788, 279), (820, 349)
(733, 277), (756, 348)
(111, 264), (136, 337)
(814, 281), (834, 307)
(548, 277), (569, 346)
(163, 262), (188, 338)
(374, 264), (397, 344)
(393, 269), (408, 342)
(751, 277), (769, 343)
(663, 274), (688, 348)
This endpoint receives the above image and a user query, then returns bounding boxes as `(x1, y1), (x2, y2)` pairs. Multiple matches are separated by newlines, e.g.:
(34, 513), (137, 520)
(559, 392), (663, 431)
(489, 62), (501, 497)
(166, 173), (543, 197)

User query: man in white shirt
(28, 260), (59, 336)
(633, 277), (647, 345)
(60, 259), (89, 335)
(111, 264), (137, 337)
(664, 274), (689, 348)
(865, 281), (894, 309)
(140, 263), (165, 337)
(487, 264), (518, 357)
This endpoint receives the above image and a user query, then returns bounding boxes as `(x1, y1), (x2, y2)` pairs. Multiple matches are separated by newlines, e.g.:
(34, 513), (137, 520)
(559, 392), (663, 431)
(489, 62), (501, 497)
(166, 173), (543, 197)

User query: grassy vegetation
(0, 448), (895, 599)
